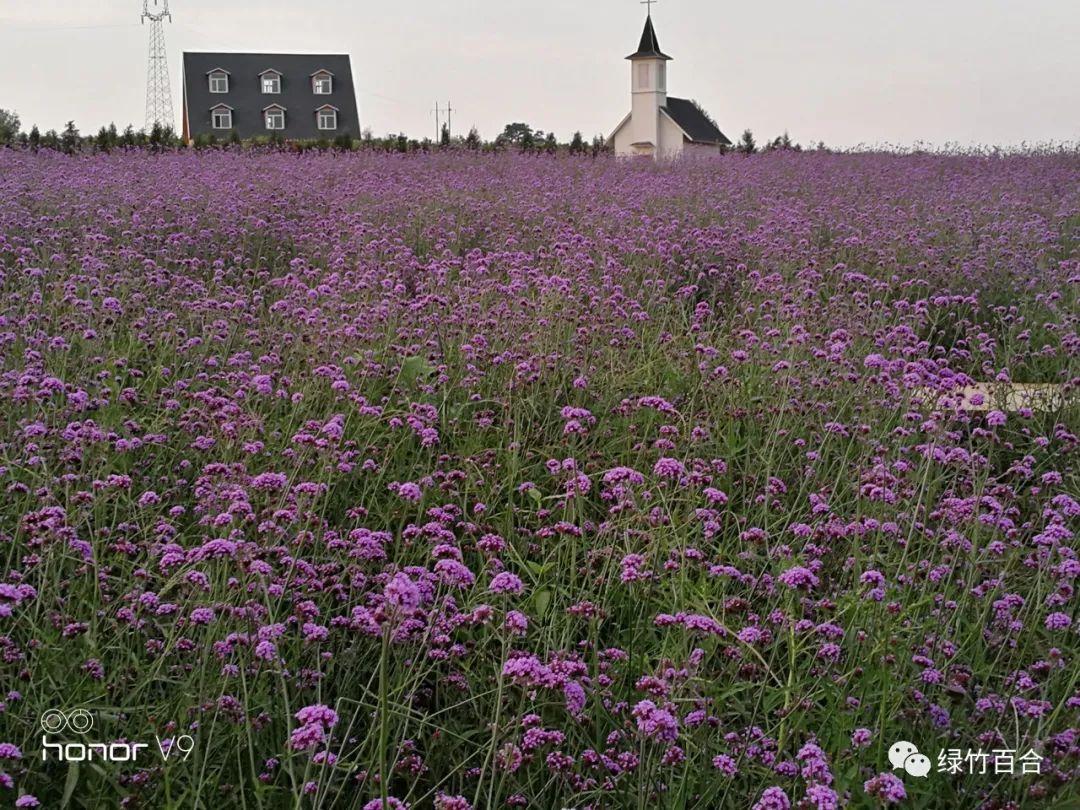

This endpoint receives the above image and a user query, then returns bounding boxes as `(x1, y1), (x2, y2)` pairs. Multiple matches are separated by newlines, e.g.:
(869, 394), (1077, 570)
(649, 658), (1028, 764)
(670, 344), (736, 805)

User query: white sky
(0, 0), (1077, 147)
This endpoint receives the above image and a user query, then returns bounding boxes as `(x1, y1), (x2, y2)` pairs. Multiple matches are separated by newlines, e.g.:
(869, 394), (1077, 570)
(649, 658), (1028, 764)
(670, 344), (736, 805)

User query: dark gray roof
(182, 52), (359, 141)
(626, 15), (672, 61)
(663, 97), (731, 145)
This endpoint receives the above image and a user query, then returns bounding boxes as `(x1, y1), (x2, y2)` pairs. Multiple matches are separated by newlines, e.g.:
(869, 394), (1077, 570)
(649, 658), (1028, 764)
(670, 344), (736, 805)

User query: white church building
(609, 14), (730, 159)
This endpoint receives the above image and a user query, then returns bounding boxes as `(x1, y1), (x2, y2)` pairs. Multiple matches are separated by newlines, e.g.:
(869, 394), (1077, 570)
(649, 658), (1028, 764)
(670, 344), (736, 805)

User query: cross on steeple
(641, 0), (657, 15)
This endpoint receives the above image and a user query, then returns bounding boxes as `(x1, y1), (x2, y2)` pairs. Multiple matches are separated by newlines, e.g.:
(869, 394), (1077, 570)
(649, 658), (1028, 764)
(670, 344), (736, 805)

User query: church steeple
(625, 11), (669, 156)
(627, 15), (672, 61)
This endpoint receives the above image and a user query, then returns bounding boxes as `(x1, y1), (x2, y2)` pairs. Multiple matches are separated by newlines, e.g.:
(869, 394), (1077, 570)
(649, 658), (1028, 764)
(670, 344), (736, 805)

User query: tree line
(0, 109), (612, 156)
(0, 108), (814, 156)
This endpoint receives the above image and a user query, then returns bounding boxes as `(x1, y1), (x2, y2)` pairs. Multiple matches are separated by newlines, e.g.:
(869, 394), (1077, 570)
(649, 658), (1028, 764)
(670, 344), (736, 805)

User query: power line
(0, 21), (139, 33)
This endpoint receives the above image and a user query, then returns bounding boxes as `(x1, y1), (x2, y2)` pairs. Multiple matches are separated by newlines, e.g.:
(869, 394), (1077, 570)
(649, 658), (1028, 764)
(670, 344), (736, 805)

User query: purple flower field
(0, 148), (1077, 808)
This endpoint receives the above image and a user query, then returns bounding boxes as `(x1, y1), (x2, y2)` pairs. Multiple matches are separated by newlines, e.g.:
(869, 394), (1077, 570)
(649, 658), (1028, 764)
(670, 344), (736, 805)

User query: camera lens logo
(41, 709), (94, 734)
(889, 740), (931, 778)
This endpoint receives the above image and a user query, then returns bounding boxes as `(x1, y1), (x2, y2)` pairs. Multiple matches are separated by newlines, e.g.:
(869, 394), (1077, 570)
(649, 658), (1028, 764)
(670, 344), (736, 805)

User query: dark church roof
(663, 97), (731, 145)
(626, 15), (672, 60)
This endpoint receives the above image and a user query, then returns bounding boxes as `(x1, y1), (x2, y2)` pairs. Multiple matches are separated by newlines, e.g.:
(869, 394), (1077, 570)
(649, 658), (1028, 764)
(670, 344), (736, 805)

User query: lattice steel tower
(142, 0), (174, 131)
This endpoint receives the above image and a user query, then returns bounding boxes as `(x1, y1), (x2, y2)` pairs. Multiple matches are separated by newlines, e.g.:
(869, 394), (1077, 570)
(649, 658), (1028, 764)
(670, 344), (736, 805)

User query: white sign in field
(912, 383), (1072, 413)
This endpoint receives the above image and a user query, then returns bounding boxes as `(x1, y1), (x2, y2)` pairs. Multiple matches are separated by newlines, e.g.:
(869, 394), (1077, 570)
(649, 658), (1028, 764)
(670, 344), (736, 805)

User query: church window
(638, 62), (649, 89)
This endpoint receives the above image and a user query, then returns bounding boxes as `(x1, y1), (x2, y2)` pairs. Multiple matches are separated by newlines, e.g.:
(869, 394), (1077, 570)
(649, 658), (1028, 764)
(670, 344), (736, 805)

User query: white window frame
(208, 72), (229, 93)
(312, 73), (333, 94)
(316, 108), (338, 131)
(264, 107), (286, 130)
(261, 72), (281, 94)
(211, 107), (233, 129)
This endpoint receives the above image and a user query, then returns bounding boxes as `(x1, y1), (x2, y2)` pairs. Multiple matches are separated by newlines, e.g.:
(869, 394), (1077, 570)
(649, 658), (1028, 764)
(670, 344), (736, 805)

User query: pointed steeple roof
(627, 15), (672, 61)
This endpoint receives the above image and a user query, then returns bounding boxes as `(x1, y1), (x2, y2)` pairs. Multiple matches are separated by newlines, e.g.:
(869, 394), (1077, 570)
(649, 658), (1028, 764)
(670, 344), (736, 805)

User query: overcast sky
(1, 0), (1077, 147)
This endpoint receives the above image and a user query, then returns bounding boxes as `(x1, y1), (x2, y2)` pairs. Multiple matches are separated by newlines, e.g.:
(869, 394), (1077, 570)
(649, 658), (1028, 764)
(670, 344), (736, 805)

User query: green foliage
(60, 120), (80, 153)
(765, 131), (802, 152)
(501, 121), (534, 145)
(738, 128), (757, 154)
(0, 108), (20, 144)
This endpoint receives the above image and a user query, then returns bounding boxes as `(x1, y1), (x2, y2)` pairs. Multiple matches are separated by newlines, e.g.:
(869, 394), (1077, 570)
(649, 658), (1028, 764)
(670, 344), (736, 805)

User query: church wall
(684, 142), (723, 158)
(631, 92), (661, 149)
(612, 123), (635, 157)
(658, 114), (686, 160)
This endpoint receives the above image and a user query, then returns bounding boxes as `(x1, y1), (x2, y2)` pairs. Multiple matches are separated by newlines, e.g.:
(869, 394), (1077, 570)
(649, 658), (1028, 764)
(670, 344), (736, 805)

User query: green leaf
(61, 761), (80, 807)
(400, 356), (434, 386)
(532, 588), (552, 617)
(526, 487), (542, 505)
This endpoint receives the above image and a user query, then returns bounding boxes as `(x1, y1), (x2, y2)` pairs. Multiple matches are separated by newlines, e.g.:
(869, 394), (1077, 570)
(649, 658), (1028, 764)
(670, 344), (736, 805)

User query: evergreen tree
(60, 121), (81, 153)
(28, 125), (40, 150)
(569, 131), (585, 155)
(738, 128), (756, 154)
(465, 127), (481, 150)
(544, 132), (558, 155)
(765, 131), (800, 152)
(440, 123), (450, 148)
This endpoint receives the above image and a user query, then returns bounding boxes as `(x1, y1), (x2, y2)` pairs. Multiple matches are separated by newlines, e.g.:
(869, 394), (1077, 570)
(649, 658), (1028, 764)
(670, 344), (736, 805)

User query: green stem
(379, 624), (391, 809)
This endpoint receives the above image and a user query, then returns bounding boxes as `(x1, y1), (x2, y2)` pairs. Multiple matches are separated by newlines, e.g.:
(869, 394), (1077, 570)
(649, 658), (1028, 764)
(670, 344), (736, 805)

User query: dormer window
(260, 70), (281, 94)
(263, 104), (286, 130)
(210, 105), (233, 129)
(311, 70), (333, 94)
(208, 69), (229, 93)
(316, 105), (338, 130)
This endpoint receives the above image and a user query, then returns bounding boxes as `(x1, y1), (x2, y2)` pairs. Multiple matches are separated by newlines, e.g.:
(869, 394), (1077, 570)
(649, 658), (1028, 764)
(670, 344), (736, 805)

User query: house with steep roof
(181, 52), (359, 142)
(608, 14), (730, 160)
